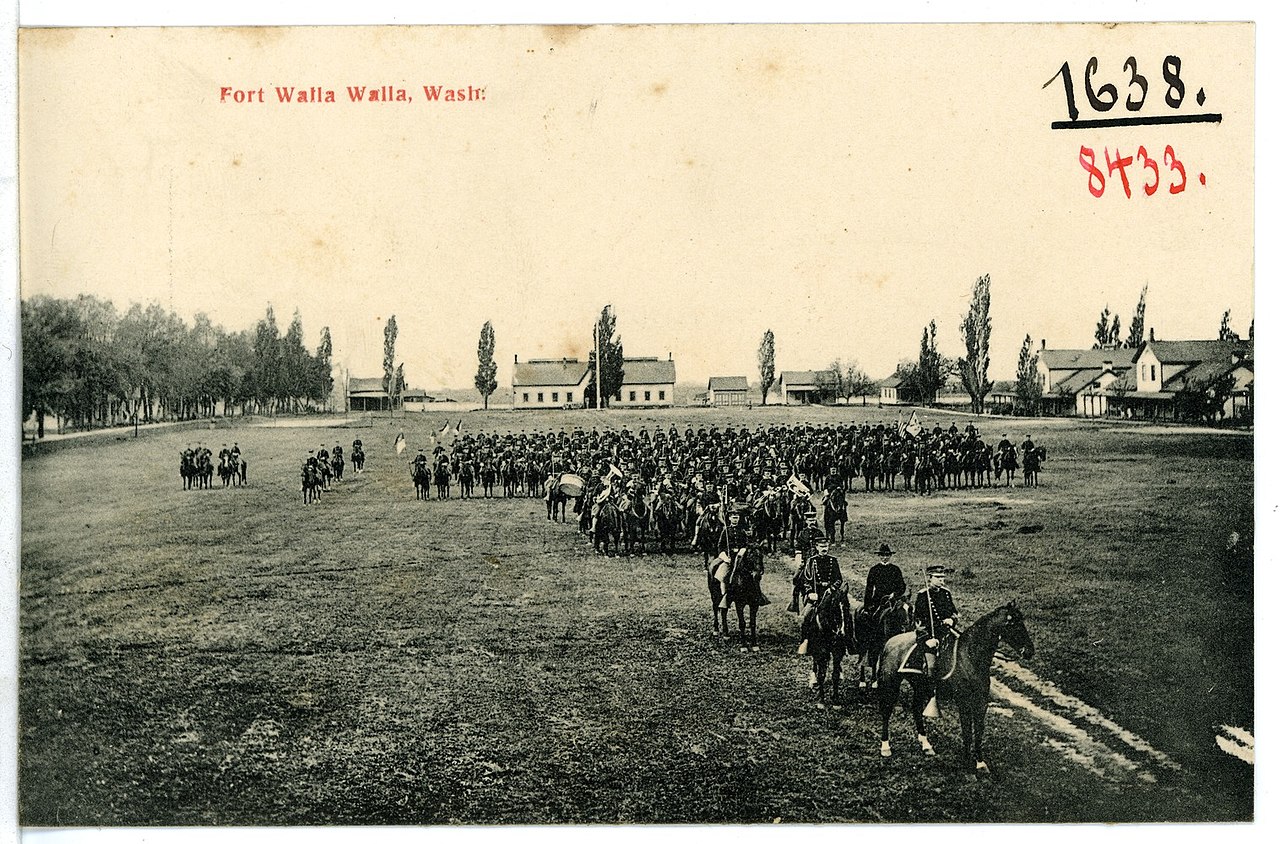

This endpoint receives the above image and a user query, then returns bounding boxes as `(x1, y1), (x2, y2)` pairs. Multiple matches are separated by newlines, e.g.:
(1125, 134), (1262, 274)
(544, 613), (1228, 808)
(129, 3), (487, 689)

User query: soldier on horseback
(863, 543), (907, 615)
(913, 564), (959, 677)
(795, 537), (853, 655)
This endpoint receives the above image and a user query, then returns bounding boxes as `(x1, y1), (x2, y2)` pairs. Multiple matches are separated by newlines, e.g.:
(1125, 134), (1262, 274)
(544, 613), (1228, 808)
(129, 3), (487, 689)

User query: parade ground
(17, 406), (1254, 824)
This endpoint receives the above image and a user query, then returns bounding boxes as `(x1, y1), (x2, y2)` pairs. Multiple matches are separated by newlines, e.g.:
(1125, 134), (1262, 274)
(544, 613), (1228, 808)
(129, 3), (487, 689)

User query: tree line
(22, 295), (333, 438)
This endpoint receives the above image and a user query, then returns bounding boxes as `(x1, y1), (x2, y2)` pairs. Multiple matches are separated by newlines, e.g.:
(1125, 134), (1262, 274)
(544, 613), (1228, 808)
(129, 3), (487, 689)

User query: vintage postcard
(12, 21), (1256, 828)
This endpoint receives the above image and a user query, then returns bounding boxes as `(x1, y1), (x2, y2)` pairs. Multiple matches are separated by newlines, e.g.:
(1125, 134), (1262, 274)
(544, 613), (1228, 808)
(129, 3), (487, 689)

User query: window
(644, 391), (651, 401)
(1150, 364), (1157, 382)
(537, 392), (544, 403)
(552, 392), (559, 403)
(567, 391), (573, 402)
(659, 390), (665, 401)
(629, 391), (636, 402)
(522, 392), (529, 403)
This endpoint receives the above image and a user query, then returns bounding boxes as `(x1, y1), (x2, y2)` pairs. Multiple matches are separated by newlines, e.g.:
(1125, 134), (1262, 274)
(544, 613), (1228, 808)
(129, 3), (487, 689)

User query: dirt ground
(17, 407), (1253, 824)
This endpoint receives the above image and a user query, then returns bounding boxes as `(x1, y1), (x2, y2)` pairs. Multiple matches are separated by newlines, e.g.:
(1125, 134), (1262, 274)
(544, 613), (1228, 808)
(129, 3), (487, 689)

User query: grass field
(18, 406), (1254, 824)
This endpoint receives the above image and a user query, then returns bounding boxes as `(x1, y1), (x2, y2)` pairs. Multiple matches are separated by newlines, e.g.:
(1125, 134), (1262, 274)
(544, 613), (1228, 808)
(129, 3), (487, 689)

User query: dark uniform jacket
(863, 562), (907, 610)
(801, 553), (844, 601)
(915, 585), (958, 637)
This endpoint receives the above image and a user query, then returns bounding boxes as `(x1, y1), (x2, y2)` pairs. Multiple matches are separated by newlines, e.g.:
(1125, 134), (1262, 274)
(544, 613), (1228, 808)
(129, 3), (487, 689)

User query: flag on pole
(905, 411), (922, 437)
(438, 421), (450, 438)
(454, 418), (462, 435)
(786, 474), (811, 497)
(394, 432), (407, 455)
(896, 411), (905, 436)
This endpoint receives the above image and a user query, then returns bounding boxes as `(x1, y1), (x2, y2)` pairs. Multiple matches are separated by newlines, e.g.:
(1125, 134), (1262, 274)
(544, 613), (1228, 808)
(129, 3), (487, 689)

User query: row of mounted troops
(179, 443), (247, 490)
(300, 440), (366, 504)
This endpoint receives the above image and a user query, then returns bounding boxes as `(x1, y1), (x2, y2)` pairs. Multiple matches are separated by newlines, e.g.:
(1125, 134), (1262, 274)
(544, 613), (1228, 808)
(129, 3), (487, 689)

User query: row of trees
(22, 295), (333, 438)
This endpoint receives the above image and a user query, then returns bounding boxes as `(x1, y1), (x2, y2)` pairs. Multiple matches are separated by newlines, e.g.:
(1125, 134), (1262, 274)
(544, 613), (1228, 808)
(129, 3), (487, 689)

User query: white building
(511, 357), (590, 408)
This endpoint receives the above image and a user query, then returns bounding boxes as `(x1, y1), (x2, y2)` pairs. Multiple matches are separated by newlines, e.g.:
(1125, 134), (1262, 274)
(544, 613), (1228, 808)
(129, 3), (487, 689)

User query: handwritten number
(1085, 57), (1118, 112)
(1045, 61), (1079, 122)
(1136, 146), (1159, 196)
(1124, 57), (1148, 111)
(1163, 56), (1185, 108)
(1080, 146), (1105, 197)
(1164, 145), (1186, 194)
(1105, 148), (1134, 198)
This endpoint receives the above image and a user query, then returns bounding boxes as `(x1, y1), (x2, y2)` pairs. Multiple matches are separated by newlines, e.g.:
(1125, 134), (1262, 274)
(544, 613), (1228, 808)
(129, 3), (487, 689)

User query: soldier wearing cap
(795, 536), (852, 653)
(914, 564), (959, 676)
(864, 543), (907, 614)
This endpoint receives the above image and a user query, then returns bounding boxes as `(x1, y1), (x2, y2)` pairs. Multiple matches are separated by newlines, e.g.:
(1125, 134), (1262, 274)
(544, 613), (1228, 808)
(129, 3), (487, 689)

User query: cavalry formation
(195, 417), (1041, 774)
(179, 443), (247, 490)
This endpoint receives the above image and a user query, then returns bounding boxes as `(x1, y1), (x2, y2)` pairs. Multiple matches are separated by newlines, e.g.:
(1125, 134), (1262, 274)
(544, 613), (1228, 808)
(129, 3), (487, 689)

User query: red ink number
(1136, 146), (1160, 196)
(1105, 147), (1134, 198)
(1079, 146), (1105, 197)
(1164, 145), (1187, 194)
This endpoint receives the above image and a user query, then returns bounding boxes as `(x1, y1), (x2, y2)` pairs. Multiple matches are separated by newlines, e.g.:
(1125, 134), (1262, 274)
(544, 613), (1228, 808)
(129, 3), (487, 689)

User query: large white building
(510, 354), (677, 408)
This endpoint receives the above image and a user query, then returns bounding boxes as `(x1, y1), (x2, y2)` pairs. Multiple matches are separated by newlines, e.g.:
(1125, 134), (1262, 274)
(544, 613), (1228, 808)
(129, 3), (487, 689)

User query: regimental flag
(905, 411), (922, 437)
(394, 432), (407, 455)
(786, 474), (811, 497)
(454, 418), (462, 435)
(896, 411), (905, 436)
(438, 422), (450, 438)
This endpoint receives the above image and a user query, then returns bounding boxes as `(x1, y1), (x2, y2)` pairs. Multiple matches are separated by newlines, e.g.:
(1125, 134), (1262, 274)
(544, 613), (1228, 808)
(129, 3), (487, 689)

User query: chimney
(668, 351), (673, 362)
(1149, 327), (1155, 342)
(1040, 338), (1046, 351)
(514, 354), (519, 364)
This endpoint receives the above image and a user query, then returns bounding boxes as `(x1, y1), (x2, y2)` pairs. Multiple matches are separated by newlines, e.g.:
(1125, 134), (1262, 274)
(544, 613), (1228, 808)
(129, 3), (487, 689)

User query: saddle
(896, 630), (959, 679)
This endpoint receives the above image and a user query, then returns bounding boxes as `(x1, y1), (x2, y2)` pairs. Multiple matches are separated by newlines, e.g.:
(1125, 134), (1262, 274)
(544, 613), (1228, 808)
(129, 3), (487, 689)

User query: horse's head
(995, 601), (1034, 659)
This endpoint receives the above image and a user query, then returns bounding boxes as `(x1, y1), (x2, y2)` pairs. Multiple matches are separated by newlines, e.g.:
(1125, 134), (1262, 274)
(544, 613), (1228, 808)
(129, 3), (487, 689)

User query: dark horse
(822, 486), (848, 543)
(331, 451), (344, 482)
(801, 584), (852, 707)
(1023, 446), (1047, 487)
(546, 474), (569, 522)
(854, 597), (913, 690)
(621, 493), (650, 555)
(725, 546), (769, 652)
(412, 462), (431, 500)
(654, 494), (684, 555)
(592, 498), (623, 556)
(876, 601), (1034, 774)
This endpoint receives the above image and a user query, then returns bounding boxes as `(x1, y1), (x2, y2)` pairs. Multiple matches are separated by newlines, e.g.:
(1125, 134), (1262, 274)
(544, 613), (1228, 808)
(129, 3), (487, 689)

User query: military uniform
(864, 559), (907, 613)
(915, 581), (958, 635)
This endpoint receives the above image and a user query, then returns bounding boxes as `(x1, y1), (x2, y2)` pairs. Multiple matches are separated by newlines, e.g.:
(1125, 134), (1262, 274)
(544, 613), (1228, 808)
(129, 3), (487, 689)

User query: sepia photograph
(8, 12), (1261, 830)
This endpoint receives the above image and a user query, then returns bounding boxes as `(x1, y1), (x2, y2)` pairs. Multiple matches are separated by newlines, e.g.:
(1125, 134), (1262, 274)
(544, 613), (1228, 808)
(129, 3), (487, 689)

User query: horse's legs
(912, 680), (935, 756)
(814, 654), (828, 705)
(830, 651), (843, 706)
(972, 699), (990, 774)
(735, 604), (747, 651)
(878, 678), (898, 756)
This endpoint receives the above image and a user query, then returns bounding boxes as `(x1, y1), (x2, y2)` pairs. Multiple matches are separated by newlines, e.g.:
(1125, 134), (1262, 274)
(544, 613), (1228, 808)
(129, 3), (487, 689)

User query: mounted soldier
(795, 537), (852, 655)
(913, 564), (959, 678)
(863, 543), (907, 616)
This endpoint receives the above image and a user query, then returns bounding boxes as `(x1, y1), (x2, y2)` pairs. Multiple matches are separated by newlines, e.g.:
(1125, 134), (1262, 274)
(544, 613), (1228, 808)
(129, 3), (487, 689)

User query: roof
(348, 377), (388, 395)
(880, 375), (903, 388)
(1039, 348), (1135, 372)
(708, 376), (749, 391)
(780, 370), (819, 387)
(622, 357), (676, 385)
(1138, 339), (1253, 366)
(402, 389), (430, 399)
(513, 359), (590, 387)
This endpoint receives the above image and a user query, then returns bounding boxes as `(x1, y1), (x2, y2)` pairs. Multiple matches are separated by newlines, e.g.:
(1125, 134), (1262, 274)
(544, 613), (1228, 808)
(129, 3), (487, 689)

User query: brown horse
(876, 601), (1034, 775)
(800, 583), (852, 707)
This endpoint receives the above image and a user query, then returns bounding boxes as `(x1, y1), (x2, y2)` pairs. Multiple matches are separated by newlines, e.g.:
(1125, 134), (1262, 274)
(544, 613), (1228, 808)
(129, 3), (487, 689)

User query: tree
(586, 305), (624, 408)
(893, 361), (923, 404)
(253, 306), (282, 414)
(1125, 284), (1148, 349)
(758, 329), (776, 405)
(475, 320), (498, 409)
(1219, 309), (1239, 341)
(914, 320), (946, 404)
(844, 363), (877, 406)
(383, 314), (399, 410)
(1093, 306), (1120, 349)
(958, 273), (994, 413)
(313, 327), (334, 407)
(1015, 334), (1042, 415)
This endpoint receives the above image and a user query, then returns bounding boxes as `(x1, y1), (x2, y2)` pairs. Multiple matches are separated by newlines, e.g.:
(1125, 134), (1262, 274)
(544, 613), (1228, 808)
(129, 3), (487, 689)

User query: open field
(19, 406), (1253, 823)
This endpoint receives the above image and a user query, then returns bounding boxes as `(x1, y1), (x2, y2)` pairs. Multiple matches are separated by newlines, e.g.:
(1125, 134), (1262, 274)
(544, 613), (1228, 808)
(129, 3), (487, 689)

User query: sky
(17, 24), (1254, 392)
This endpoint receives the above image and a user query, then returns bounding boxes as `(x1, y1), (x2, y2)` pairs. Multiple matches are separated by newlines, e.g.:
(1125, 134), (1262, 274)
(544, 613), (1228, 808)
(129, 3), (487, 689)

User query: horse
(854, 597), (913, 690)
(434, 459), (452, 499)
(237, 457), (248, 487)
(351, 444), (365, 473)
(621, 493), (650, 555)
(218, 454), (236, 488)
(822, 486), (848, 543)
(1023, 446), (1046, 487)
(481, 461), (496, 498)
(197, 452), (214, 489)
(501, 459), (519, 498)
(725, 546), (769, 651)
(592, 498), (623, 556)
(875, 601), (1034, 774)
(412, 462), (431, 500)
(180, 452), (196, 490)
(331, 451), (344, 482)
(653, 494), (684, 555)
(692, 506), (725, 569)
(999, 447), (1019, 487)
(301, 464), (323, 505)
(546, 474), (568, 522)
(459, 461), (475, 499)
(801, 583), (852, 707)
